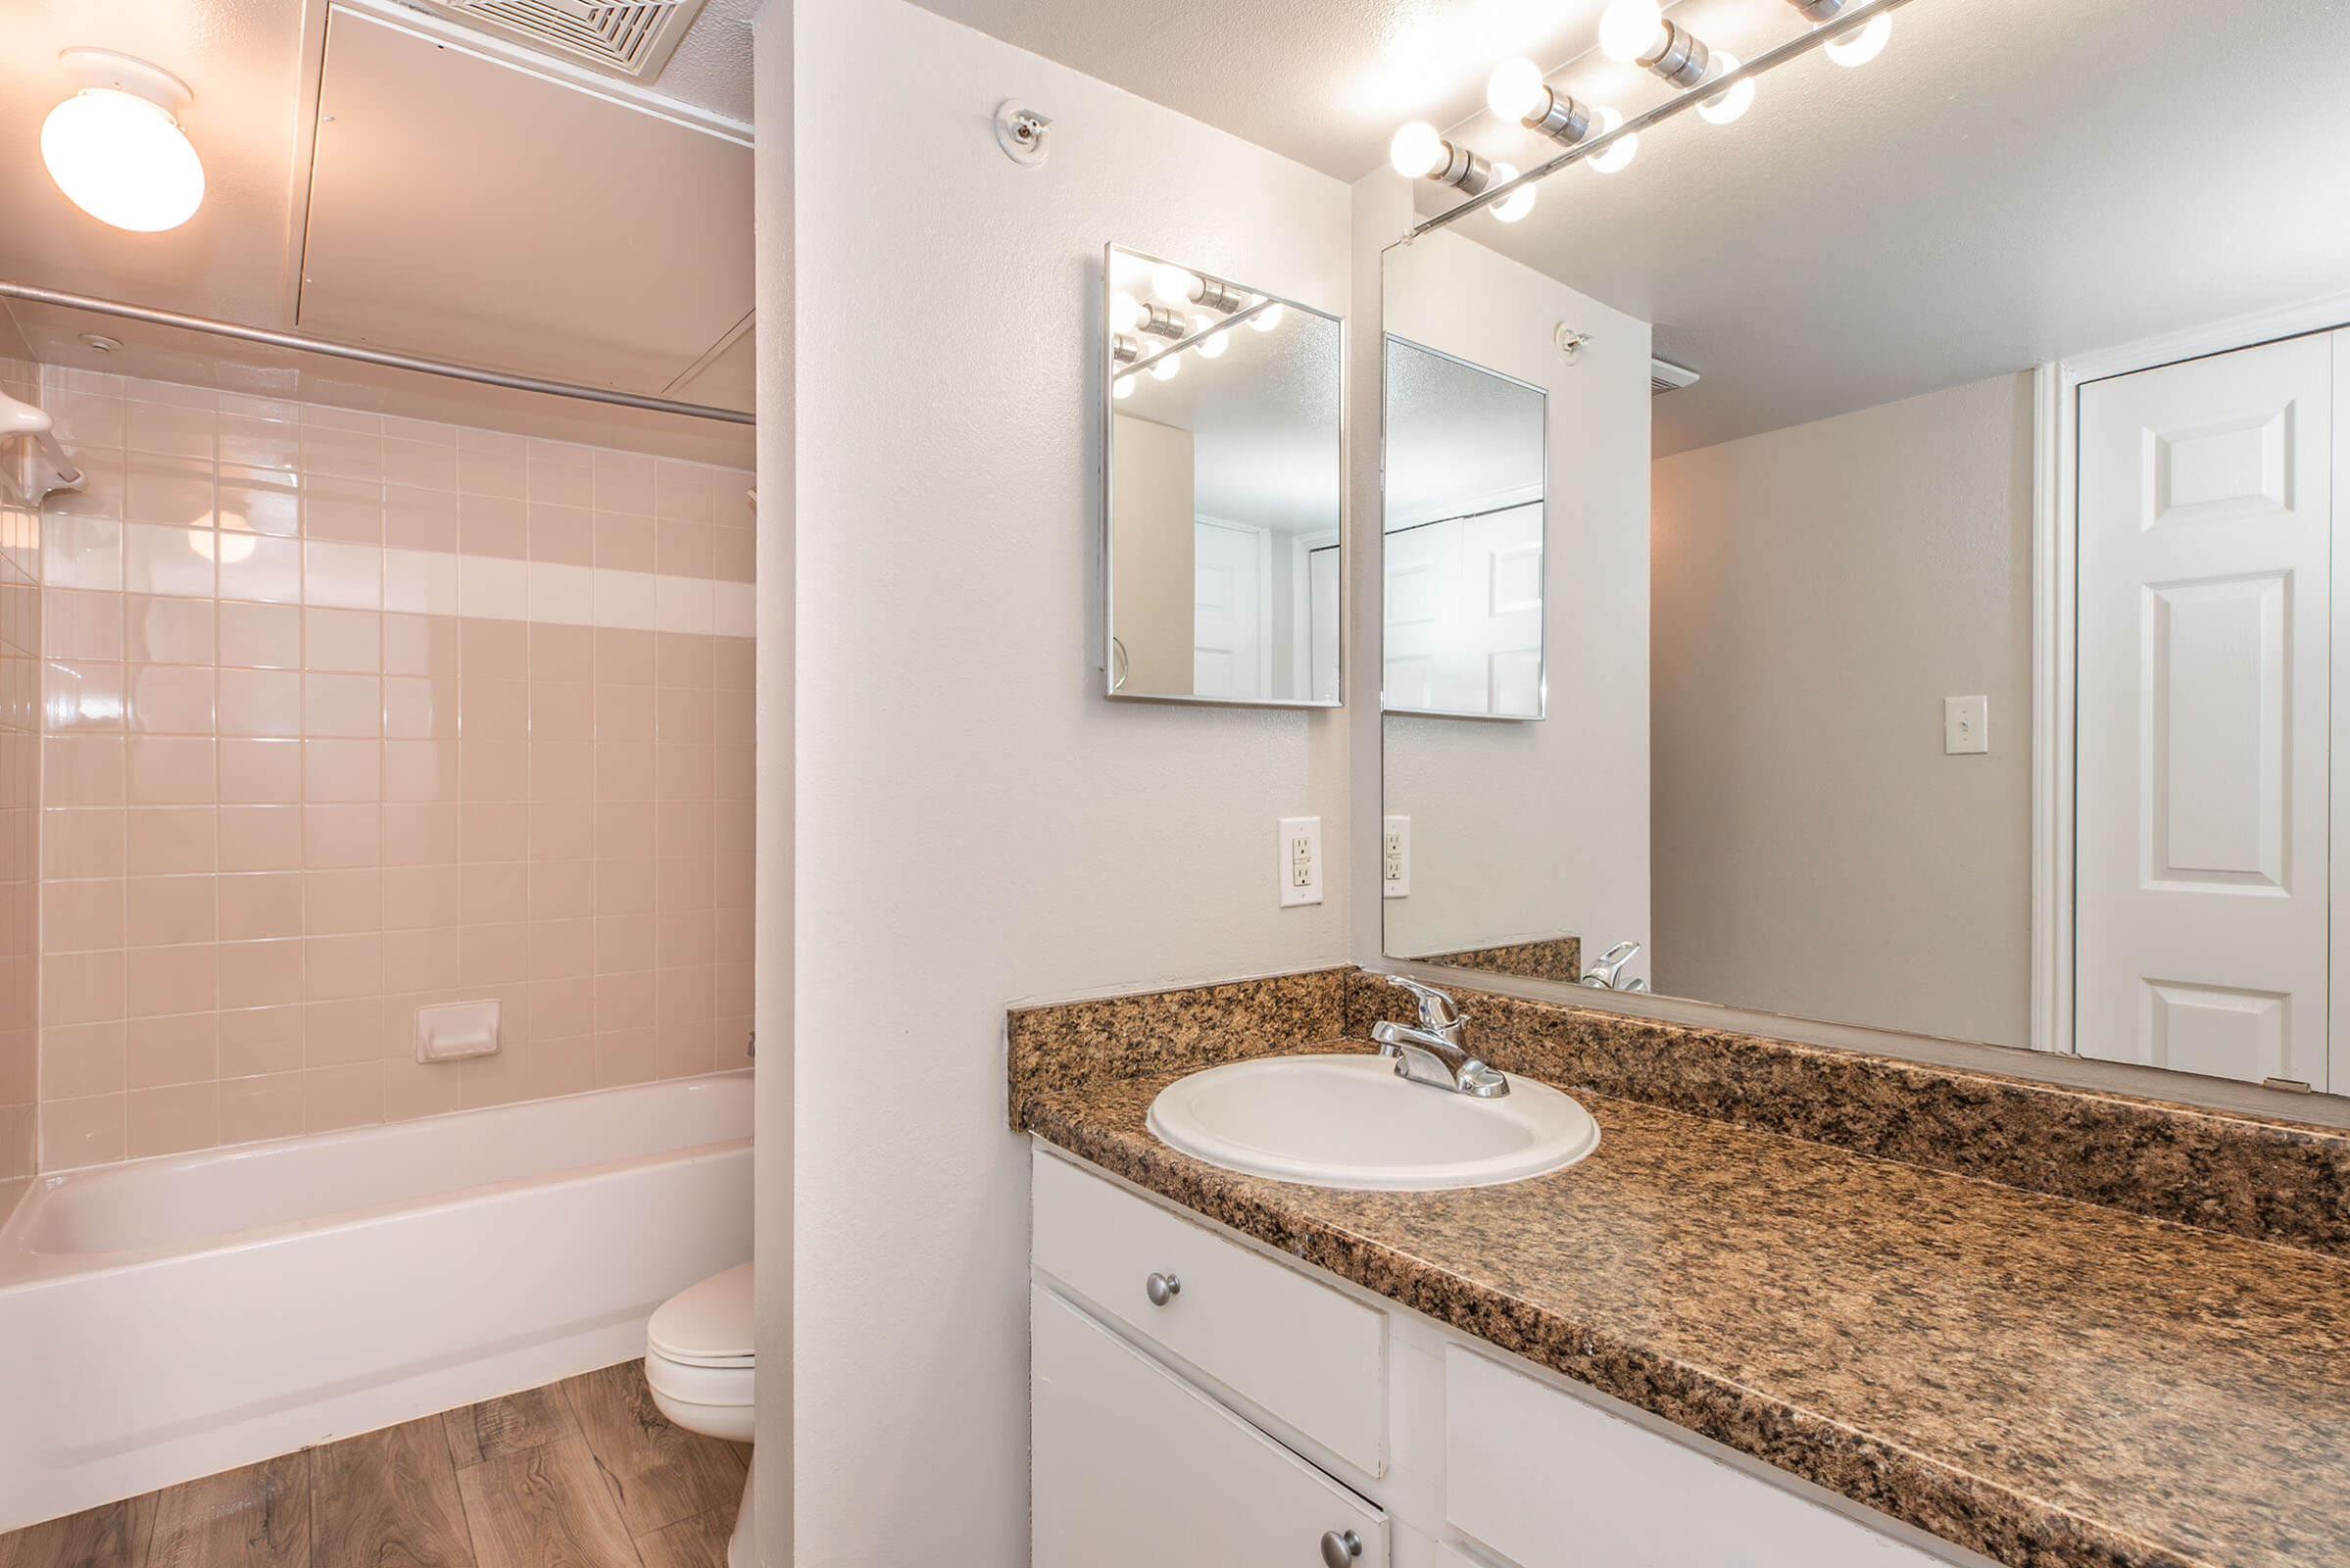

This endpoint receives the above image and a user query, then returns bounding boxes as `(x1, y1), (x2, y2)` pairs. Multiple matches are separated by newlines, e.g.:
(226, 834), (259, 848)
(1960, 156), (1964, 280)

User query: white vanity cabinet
(1030, 1145), (1972, 1568)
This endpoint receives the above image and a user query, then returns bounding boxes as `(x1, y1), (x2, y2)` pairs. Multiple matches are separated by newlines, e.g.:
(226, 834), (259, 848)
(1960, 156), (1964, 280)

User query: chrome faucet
(1579, 940), (1648, 993)
(1370, 976), (1509, 1099)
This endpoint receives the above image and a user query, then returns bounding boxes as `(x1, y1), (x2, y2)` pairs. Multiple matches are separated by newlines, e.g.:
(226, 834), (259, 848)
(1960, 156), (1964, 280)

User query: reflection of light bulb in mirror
(1109, 291), (1144, 335)
(1588, 106), (1637, 173)
(1249, 301), (1284, 333)
(1195, 322), (1228, 358)
(1389, 121), (1444, 179)
(191, 512), (258, 564)
(1151, 264), (1198, 305)
(1486, 58), (1547, 123)
(1490, 164), (1536, 222)
(1597, 0), (1665, 63)
(1150, 352), (1181, 381)
(1697, 54), (1754, 124)
(1824, 12), (1890, 66)
(1113, 374), (1135, 400)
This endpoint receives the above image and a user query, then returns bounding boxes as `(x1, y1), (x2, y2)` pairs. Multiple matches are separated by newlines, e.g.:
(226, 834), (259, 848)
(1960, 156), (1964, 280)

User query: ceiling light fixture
(1588, 106), (1639, 173)
(40, 49), (206, 233)
(1597, 0), (1714, 88)
(1487, 59), (1596, 148)
(1790, 0), (1893, 65)
(1489, 165), (1537, 222)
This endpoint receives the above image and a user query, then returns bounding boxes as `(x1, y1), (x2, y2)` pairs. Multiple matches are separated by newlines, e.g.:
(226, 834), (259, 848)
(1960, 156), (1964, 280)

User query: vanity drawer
(1444, 1346), (1944, 1568)
(1034, 1285), (1388, 1568)
(1031, 1148), (1386, 1474)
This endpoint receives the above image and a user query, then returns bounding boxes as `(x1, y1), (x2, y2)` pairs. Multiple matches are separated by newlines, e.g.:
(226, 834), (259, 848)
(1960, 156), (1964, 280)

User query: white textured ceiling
(0, 0), (755, 454)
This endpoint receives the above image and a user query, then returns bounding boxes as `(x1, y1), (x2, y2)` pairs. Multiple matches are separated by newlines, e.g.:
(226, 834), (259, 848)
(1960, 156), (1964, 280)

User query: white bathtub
(0, 1072), (754, 1531)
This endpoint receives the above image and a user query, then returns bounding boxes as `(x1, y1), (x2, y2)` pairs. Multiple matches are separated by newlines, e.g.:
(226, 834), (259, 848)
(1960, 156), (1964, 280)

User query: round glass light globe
(1389, 122), (1445, 179)
(1490, 165), (1537, 223)
(41, 88), (206, 233)
(1589, 106), (1639, 173)
(1151, 264), (1198, 306)
(1112, 374), (1136, 401)
(1248, 301), (1285, 333)
(1825, 12), (1891, 67)
(1194, 321), (1229, 358)
(1597, 0), (1665, 64)
(1150, 352), (1181, 381)
(1109, 291), (1145, 335)
(1697, 54), (1755, 125)
(1486, 59), (1547, 123)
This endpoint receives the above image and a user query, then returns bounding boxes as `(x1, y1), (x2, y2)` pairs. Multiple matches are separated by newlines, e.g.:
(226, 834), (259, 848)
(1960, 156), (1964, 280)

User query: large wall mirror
(1104, 245), (1343, 708)
(1381, 0), (2350, 1102)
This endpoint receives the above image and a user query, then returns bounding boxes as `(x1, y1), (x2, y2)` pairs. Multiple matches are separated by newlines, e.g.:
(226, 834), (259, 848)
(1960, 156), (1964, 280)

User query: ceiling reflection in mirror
(1380, 0), (2350, 1100)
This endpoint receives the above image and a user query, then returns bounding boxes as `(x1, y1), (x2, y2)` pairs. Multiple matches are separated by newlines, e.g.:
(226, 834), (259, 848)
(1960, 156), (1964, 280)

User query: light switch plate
(1279, 816), (1323, 907)
(1943, 695), (1988, 755)
(1383, 815), (1411, 899)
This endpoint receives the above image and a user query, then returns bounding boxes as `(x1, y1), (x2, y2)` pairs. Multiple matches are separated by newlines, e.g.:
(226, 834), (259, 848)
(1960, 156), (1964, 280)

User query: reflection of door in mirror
(2076, 330), (2344, 1093)
(1193, 518), (1270, 700)
(1110, 414), (1196, 696)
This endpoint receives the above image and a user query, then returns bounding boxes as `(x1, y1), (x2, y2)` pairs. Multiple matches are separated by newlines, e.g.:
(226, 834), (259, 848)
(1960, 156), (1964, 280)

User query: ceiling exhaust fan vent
(1650, 357), (1701, 395)
(408, 0), (711, 80)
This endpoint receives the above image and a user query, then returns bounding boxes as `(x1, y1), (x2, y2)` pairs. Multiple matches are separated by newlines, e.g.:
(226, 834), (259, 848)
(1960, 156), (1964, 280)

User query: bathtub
(0, 1072), (753, 1531)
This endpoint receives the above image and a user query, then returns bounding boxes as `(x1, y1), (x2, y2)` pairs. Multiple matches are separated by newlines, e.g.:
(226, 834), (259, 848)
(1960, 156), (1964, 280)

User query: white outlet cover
(1383, 814), (1411, 900)
(1278, 815), (1323, 907)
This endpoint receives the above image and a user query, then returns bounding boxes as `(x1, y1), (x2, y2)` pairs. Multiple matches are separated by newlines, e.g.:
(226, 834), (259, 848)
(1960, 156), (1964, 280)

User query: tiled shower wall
(34, 367), (755, 1169)
(0, 358), (39, 1216)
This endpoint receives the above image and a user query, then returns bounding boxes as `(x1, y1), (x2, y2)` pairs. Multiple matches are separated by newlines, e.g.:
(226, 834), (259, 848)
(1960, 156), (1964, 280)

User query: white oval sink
(1147, 1054), (1598, 1191)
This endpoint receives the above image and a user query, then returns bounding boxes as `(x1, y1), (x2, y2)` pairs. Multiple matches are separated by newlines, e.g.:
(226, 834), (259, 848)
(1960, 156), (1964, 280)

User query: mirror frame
(1379, 330), (1550, 724)
(1101, 242), (1346, 710)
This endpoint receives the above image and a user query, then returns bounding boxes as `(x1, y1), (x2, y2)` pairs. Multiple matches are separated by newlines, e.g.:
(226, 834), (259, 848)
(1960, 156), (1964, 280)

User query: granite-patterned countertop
(1021, 1053), (2350, 1568)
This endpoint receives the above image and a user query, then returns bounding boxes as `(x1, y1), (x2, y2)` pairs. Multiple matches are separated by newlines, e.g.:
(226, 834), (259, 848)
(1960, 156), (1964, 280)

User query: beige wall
(1650, 371), (2034, 1048)
(32, 367), (756, 1168)
(783, 0), (1350, 1559)
(1108, 414), (1194, 694)
(0, 357), (39, 1220)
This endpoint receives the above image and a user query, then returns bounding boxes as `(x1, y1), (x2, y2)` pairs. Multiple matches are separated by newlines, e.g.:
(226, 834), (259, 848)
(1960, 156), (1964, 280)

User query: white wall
(1380, 231), (1653, 970)
(1649, 372), (2035, 1049)
(778, 1), (1350, 1560)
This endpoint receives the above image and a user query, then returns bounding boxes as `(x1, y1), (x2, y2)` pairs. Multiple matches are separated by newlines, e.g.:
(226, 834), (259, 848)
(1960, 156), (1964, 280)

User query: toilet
(646, 1263), (756, 1568)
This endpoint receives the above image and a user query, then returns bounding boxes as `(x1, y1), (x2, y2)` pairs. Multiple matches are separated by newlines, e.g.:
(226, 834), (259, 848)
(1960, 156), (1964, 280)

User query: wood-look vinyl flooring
(0, 1363), (749, 1568)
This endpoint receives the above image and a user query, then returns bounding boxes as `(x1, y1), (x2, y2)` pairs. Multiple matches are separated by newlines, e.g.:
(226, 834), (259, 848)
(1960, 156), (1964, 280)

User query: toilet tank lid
(650, 1261), (755, 1364)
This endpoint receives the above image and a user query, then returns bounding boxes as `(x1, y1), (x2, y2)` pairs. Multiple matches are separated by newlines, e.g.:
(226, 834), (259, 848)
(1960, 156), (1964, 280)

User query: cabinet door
(1033, 1286), (1389, 1568)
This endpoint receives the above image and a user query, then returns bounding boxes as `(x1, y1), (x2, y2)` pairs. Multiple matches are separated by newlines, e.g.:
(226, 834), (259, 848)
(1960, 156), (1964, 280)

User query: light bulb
(1490, 164), (1537, 222)
(192, 513), (257, 564)
(1486, 59), (1547, 123)
(1389, 122), (1445, 179)
(1824, 12), (1890, 66)
(1109, 291), (1145, 335)
(1249, 301), (1285, 333)
(1113, 374), (1136, 401)
(41, 86), (206, 233)
(1194, 320), (1229, 358)
(1697, 53), (1755, 124)
(1597, 0), (1666, 64)
(1150, 352), (1181, 381)
(1151, 264), (1199, 306)
(1589, 107), (1638, 173)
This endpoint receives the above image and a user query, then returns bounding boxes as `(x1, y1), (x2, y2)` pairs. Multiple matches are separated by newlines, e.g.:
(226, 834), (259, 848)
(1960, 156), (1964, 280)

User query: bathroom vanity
(1012, 969), (2350, 1568)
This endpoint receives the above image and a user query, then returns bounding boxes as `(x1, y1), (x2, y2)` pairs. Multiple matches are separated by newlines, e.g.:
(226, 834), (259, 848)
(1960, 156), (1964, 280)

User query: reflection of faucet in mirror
(1579, 941), (1648, 993)
(1371, 976), (1510, 1098)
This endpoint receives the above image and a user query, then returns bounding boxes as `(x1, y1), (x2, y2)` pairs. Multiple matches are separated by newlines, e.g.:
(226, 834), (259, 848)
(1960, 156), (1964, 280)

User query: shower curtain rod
(0, 280), (757, 426)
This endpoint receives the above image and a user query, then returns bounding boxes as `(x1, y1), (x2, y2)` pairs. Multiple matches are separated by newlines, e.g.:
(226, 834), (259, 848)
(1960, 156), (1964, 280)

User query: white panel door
(1309, 544), (1341, 704)
(1382, 503), (1542, 716)
(1195, 518), (1269, 700)
(2076, 332), (2333, 1089)
(1032, 1286), (1389, 1568)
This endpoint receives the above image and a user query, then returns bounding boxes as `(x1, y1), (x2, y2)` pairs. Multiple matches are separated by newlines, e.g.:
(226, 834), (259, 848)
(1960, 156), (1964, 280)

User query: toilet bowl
(647, 1262), (756, 1568)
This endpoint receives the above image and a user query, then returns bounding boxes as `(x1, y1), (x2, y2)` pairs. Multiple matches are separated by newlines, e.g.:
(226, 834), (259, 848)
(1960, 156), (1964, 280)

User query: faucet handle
(1384, 974), (1462, 1030)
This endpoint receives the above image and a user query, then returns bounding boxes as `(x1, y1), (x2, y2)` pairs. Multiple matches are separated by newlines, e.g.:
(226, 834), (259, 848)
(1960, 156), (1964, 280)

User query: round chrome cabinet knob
(1319, 1529), (1362, 1566)
(1144, 1271), (1181, 1306)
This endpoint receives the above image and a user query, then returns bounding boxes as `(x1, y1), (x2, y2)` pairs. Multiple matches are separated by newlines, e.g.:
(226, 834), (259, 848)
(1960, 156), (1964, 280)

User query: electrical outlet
(1383, 815), (1410, 899)
(1943, 695), (1988, 756)
(1278, 816), (1323, 907)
